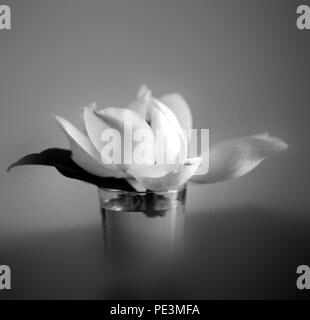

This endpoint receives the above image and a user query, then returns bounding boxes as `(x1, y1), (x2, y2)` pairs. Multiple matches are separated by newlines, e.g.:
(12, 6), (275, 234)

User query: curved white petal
(160, 93), (193, 132)
(127, 86), (152, 120)
(133, 86), (188, 163)
(137, 84), (150, 99)
(83, 106), (111, 153)
(191, 133), (288, 184)
(95, 107), (156, 169)
(53, 115), (126, 178)
(84, 107), (127, 172)
(79, 102), (98, 134)
(127, 157), (202, 191)
(150, 98), (188, 164)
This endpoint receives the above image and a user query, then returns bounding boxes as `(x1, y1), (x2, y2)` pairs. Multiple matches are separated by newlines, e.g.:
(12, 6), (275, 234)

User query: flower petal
(95, 107), (156, 169)
(54, 115), (126, 178)
(150, 98), (188, 164)
(127, 157), (202, 191)
(137, 84), (150, 99)
(132, 86), (188, 164)
(191, 133), (288, 184)
(127, 86), (152, 120)
(160, 93), (193, 132)
(79, 102), (98, 135)
(83, 106), (111, 154)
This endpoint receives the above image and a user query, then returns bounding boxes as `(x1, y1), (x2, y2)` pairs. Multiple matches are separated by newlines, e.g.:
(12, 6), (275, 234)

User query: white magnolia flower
(54, 86), (288, 191)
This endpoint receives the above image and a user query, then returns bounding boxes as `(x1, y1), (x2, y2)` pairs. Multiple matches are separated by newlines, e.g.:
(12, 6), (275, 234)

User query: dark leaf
(7, 148), (136, 191)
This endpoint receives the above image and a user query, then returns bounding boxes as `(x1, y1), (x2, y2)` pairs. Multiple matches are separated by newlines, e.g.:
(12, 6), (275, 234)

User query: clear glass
(98, 186), (187, 267)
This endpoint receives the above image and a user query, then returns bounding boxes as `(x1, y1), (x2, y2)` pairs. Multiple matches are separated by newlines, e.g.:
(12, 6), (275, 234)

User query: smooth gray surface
(0, 0), (309, 299)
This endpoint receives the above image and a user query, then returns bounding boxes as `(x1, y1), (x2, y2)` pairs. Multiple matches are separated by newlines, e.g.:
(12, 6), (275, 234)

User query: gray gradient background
(0, 0), (309, 299)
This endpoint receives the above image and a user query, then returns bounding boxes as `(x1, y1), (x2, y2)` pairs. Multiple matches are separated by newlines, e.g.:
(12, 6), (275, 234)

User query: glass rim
(98, 185), (186, 196)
